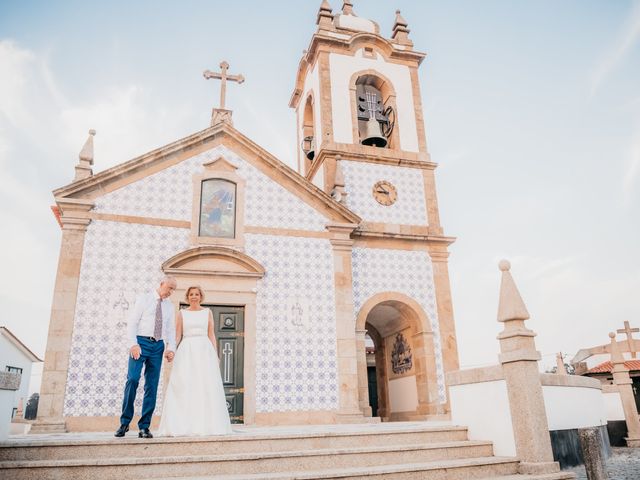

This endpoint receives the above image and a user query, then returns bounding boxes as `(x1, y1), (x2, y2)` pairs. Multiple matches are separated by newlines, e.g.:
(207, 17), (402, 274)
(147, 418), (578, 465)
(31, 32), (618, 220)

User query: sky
(0, 0), (639, 393)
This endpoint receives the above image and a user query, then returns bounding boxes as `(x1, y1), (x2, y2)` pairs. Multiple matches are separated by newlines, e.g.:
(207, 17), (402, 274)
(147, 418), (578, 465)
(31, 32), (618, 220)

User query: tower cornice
(290, 32), (425, 108)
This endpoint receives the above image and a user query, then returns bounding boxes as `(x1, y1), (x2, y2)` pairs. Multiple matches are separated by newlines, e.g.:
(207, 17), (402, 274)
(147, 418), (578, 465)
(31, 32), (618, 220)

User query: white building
(0, 327), (42, 418)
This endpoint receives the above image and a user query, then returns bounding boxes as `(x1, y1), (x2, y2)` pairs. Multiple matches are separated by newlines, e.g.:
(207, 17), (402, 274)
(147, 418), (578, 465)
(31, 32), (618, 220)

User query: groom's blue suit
(119, 290), (176, 430)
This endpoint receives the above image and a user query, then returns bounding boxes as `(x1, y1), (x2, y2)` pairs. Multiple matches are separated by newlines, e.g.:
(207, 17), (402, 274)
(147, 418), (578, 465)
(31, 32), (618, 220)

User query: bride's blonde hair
(184, 285), (205, 303)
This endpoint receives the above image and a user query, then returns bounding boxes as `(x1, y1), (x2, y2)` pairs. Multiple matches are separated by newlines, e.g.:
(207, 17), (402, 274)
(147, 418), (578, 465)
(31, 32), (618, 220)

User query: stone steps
(0, 422), (575, 480)
(0, 440), (496, 479)
(159, 467), (578, 480)
(0, 424), (469, 461)
(0, 455), (521, 480)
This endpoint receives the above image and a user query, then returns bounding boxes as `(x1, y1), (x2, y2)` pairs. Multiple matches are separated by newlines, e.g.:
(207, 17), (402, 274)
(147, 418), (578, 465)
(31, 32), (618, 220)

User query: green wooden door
(207, 305), (245, 424)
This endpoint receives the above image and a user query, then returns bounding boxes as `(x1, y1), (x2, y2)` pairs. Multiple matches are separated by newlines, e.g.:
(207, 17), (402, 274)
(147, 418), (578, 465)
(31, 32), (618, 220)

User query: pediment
(162, 246), (265, 279)
(52, 122), (361, 226)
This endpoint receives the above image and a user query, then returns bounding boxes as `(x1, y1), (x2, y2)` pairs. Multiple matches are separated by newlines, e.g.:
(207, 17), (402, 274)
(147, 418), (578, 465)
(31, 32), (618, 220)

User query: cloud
(0, 40), (36, 127)
(0, 40), (197, 359)
(589, 2), (640, 98)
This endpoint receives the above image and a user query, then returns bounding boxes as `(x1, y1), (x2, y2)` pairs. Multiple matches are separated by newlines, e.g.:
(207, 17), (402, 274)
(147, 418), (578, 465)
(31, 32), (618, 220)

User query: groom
(115, 275), (177, 438)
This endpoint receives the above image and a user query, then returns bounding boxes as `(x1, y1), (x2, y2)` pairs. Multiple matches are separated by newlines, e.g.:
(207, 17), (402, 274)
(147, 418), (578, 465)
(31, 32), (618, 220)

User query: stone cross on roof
(617, 320), (639, 358)
(203, 61), (245, 110)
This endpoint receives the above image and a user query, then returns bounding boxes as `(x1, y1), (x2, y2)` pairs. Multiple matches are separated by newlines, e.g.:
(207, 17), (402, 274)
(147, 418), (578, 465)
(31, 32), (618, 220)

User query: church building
(34, 2), (460, 432)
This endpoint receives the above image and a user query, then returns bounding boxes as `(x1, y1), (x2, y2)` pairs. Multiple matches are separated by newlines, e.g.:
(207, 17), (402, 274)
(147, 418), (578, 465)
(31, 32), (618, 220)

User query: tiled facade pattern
(63, 220), (191, 417)
(246, 234), (339, 412)
(341, 161), (428, 226)
(94, 146), (330, 232)
(351, 247), (446, 403)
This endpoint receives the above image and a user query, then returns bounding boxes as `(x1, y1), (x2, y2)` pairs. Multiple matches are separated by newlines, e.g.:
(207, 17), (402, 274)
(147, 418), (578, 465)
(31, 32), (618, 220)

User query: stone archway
(161, 246), (265, 425)
(356, 293), (440, 421)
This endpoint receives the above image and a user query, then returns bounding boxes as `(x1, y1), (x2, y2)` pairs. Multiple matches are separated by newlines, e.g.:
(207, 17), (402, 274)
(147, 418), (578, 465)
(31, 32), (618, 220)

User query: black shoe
(114, 424), (129, 437)
(138, 428), (153, 438)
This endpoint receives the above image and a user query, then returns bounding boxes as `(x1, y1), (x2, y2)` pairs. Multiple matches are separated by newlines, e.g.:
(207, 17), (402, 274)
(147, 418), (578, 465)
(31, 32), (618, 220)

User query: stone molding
(446, 365), (505, 386)
(539, 373), (602, 389)
(161, 246), (265, 279)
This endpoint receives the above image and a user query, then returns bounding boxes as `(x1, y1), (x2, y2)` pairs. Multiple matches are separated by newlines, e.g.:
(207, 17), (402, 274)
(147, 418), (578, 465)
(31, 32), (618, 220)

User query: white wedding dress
(159, 308), (232, 436)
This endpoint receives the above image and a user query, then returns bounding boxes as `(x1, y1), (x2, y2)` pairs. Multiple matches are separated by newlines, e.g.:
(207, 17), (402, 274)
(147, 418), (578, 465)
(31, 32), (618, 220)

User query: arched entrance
(356, 293), (440, 421)
(161, 246), (265, 425)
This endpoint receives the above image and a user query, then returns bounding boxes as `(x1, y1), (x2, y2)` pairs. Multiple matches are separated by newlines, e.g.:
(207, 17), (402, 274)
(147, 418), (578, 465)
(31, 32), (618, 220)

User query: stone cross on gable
(617, 320), (639, 358)
(203, 61), (245, 110)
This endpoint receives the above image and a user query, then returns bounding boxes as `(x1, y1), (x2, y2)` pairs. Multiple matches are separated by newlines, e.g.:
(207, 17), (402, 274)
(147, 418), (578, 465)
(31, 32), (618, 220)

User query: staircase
(0, 422), (575, 479)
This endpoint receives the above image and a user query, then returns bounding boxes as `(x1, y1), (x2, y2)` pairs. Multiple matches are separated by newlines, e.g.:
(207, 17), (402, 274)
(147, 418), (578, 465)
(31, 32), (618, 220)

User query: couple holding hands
(115, 276), (232, 438)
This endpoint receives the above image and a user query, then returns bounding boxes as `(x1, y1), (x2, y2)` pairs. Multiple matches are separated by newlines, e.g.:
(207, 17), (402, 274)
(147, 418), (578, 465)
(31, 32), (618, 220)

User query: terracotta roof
(586, 360), (640, 374)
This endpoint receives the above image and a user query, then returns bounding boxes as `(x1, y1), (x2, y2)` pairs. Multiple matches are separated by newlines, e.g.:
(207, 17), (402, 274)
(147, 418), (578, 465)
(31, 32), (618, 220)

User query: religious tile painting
(199, 179), (236, 238)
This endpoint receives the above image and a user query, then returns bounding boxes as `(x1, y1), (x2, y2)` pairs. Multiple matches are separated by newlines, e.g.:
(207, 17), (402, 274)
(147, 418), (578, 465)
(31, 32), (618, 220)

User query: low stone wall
(541, 373), (609, 468)
(448, 368), (611, 468)
(447, 365), (517, 457)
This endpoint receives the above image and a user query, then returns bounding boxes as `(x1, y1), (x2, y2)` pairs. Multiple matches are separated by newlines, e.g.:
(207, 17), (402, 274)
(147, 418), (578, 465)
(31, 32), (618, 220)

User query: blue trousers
(119, 336), (165, 429)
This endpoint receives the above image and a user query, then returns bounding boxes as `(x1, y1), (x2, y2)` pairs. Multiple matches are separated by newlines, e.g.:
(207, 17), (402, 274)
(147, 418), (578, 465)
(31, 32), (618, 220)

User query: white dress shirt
(127, 290), (176, 352)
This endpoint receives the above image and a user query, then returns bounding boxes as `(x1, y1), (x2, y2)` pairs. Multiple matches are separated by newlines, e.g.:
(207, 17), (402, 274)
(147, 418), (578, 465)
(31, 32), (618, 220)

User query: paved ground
(567, 447), (640, 479)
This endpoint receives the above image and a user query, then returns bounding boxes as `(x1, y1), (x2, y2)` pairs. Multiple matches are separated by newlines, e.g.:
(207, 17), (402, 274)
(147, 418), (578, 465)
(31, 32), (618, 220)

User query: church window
(199, 179), (236, 239)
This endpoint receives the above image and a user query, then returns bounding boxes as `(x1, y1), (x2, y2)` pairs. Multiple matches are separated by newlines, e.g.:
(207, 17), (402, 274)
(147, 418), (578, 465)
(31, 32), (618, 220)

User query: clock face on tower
(372, 180), (397, 206)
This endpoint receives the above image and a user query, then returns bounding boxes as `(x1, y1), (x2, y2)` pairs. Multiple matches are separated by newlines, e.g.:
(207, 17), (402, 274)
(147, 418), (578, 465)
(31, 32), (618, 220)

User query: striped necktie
(154, 298), (163, 340)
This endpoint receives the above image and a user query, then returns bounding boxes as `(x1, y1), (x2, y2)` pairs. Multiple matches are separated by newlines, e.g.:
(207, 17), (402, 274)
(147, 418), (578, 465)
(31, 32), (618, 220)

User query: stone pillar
(327, 223), (363, 422)
(31, 199), (92, 434)
(355, 328), (372, 416)
(412, 330), (442, 415)
(578, 427), (609, 480)
(430, 249), (458, 415)
(496, 260), (560, 475)
(608, 331), (640, 447)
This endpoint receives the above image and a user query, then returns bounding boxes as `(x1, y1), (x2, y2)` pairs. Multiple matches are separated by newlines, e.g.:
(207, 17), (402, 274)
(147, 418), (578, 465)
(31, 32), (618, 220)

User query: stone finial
(609, 332), (625, 365)
(555, 352), (568, 375)
(74, 129), (96, 181)
(342, 1), (354, 15)
(317, 0), (334, 28)
(497, 260), (531, 323)
(391, 9), (412, 46)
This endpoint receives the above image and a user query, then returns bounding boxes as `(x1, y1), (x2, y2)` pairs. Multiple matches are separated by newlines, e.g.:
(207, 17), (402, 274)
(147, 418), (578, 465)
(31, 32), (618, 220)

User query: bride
(159, 285), (232, 436)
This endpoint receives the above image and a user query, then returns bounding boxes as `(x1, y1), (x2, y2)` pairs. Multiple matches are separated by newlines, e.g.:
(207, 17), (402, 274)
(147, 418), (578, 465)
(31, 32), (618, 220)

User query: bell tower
(290, 2), (441, 234)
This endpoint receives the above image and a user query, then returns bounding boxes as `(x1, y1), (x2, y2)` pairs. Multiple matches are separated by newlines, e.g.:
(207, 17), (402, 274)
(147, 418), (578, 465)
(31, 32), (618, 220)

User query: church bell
(301, 135), (315, 161)
(361, 118), (388, 148)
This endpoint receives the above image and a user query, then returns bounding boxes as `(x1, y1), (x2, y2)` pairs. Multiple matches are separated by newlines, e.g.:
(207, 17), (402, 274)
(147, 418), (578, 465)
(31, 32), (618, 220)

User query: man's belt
(138, 336), (160, 342)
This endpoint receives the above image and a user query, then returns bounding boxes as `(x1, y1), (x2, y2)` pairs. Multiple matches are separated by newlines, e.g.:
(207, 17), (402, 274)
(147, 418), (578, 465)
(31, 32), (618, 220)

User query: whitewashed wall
(0, 335), (34, 413)
(603, 390), (625, 421)
(329, 50), (419, 152)
(543, 385), (607, 430)
(449, 379), (516, 457)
